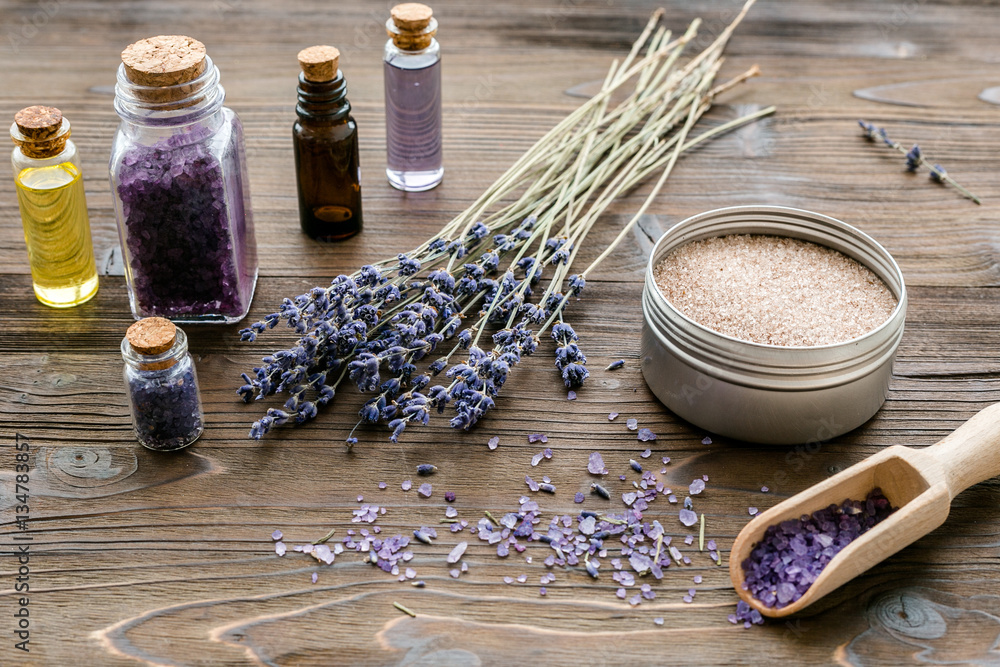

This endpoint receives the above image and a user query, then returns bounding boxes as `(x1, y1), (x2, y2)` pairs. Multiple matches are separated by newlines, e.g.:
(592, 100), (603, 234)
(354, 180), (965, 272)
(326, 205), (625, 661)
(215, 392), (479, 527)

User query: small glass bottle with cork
(293, 45), (364, 241)
(109, 35), (258, 324)
(9, 105), (99, 308)
(384, 2), (443, 191)
(121, 317), (204, 451)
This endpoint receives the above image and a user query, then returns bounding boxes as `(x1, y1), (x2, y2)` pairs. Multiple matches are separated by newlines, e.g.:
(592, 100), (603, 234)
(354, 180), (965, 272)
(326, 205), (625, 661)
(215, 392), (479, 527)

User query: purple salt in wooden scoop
(729, 403), (1000, 617)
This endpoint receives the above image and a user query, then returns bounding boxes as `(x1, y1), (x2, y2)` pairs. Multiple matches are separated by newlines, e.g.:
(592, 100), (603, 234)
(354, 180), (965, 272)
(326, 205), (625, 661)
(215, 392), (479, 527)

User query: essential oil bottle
(10, 106), (99, 307)
(293, 45), (363, 241)
(384, 3), (443, 192)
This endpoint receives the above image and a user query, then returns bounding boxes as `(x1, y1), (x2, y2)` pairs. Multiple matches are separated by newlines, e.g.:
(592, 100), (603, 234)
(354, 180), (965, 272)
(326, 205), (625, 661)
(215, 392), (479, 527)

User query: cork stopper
(122, 35), (207, 87)
(388, 3), (437, 50)
(11, 106), (69, 159)
(297, 45), (340, 82)
(127, 317), (177, 355)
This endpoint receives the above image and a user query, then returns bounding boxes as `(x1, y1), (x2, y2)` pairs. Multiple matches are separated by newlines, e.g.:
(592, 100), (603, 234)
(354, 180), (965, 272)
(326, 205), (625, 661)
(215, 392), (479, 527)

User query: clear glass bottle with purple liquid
(384, 3), (443, 192)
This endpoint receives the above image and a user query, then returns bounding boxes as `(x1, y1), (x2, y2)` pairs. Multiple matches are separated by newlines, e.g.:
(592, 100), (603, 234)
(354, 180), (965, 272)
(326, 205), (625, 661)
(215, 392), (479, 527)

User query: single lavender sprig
(858, 120), (981, 205)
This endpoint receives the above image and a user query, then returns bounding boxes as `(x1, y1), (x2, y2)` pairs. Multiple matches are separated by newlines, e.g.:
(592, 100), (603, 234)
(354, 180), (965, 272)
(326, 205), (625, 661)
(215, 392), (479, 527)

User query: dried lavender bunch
(858, 120), (981, 205)
(239, 0), (774, 442)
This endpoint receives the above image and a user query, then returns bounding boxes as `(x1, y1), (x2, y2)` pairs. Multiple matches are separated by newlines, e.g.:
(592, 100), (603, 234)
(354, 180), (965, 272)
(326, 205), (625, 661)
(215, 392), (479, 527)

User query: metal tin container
(640, 205), (906, 445)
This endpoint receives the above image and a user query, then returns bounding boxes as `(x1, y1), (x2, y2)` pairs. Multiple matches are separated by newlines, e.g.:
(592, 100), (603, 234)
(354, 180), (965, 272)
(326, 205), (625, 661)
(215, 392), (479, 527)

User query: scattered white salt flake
(517, 574), (528, 583)
(271, 529), (283, 541)
(488, 436), (500, 450)
(701, 436), (713, 445)
(449, 569), (460, 579)
(640, 448), (652, 458)
(275, 541), (286, 557)
(312, 572), (318, 584)
(654, 617), (664, 626)
(690, 478), (706, 495)
(748, 507), (759, 516)
(447, 542), (468, 564)
(401, 480), (412, 491)
(609, 412), (619, 420)
(626, 418), (638, 431)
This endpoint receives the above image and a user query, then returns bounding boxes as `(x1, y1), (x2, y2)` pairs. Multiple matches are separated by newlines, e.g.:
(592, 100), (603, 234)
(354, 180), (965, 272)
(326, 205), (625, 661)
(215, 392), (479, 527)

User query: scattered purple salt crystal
(378, 481), (387, 490)
(761, 486), (769, 493)
(401, 480), (412, 491)
(640, 448), (652, 458)
(497, 542), (509, 557)
(701, 436), (712, 445)
(748, 507), (758, 516)
(619, 474), (626, 481)
(531, 451), (544, 466)
(461, 563), (468, 573)
(445, 506), (458, 518)
(542, 475), (551, 483)
(616, 587), (627, 599)
(447, 542), (468, 564)
(517, 574), (528, 583)
(682, 594), (693, 603)
(626, 418), (638, 431)
(539, 587), (547, 596)
(654, 617), (664, 626)
(679, 509), (698, 527)
(567, 390), (577, 400)
(449, 568), (460, 579)
(445, 490), (456, 502)
(608, 412), (619, 421)
(357, 494), (364, 502)
(503, 576), (514, 584)
(528, 433), (548, 444)
(525, 475), (539, 492)
(587, 452), (608, 475)
(416, 464), (437, 475)
(667, 494), (677, 503)
(311, 572), (318, 584)
(669, 546), (683, 563)
(702, 474), (709, 482)
(574, 492), (585, 503)
(684, 535), (694, 545)
(622, 492), (637, 506)
(488, 436), (499, 450)
(450, 523), (463, 533)
(418, 483), (433, 498)
(694, 575), (703, 584)
(275, 541), (286, 557)
(662, 456), (670, 464)
(271, 529), (283, 541)
(405, 567), (417, 579)
(543, 448), (553, 459)
(628, 594), (641, 607)
(707, 539), (717, 551)
(690, 479), (706, 495)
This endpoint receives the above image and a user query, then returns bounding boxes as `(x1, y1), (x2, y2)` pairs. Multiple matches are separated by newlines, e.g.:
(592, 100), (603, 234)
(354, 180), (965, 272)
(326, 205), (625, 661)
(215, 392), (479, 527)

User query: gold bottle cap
(388, 3), (437, 50)
(297, 45), (340, 82)
(127, 317), (177, 355)
(121, 35), (207, 87)
(11, 106), (68, 159)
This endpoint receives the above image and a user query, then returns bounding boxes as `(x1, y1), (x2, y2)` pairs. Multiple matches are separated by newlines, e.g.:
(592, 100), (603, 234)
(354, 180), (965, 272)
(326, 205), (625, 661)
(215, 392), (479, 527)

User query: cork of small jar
(121, 35), (208, 105)
(127, 317), (178, 371)
(12, 106), (68, 158)
(298, 45), (340, 82)
(389, 3), (436, 50)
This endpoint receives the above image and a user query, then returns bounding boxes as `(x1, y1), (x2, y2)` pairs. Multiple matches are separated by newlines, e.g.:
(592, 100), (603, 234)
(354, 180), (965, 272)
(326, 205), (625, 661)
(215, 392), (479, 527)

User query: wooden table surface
(2, 0), (999, 664)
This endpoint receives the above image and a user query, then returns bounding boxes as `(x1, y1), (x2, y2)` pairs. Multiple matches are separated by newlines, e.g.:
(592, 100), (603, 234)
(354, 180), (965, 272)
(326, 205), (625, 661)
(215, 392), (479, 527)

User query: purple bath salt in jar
(109, 35), (258, 323)
(122, 317), (204, 451)
(384, 3), (443, 191)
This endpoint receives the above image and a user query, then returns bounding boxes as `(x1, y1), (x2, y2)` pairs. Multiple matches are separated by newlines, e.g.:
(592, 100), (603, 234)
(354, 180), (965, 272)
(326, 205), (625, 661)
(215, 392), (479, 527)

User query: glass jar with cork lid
(384, 3), (443, 191)
(121, 317), (204, 451)
(10, 105), (99, 307)
(109, 35), (258, 324)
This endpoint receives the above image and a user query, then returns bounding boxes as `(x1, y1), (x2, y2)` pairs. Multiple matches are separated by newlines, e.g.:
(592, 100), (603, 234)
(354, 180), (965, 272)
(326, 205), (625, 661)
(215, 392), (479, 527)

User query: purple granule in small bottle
(128, 361), (203, 451)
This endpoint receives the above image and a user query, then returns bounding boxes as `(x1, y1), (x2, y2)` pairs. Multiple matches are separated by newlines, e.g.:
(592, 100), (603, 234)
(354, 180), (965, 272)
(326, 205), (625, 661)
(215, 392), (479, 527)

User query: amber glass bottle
(293, 45), (363, 241)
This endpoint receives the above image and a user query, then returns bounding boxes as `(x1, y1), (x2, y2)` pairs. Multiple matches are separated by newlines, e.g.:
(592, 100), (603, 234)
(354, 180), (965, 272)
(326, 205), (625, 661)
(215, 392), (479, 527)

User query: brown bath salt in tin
(640, 206), (907, 445)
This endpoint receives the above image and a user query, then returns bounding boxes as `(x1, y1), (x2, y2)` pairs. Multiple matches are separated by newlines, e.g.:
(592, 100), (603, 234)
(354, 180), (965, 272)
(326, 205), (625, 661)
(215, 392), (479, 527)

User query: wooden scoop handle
(925, 402), (1000, 498)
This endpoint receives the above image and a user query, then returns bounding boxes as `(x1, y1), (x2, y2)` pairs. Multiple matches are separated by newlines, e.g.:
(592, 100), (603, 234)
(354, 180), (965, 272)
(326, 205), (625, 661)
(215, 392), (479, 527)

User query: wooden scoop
(729, 402), (1000, 618)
